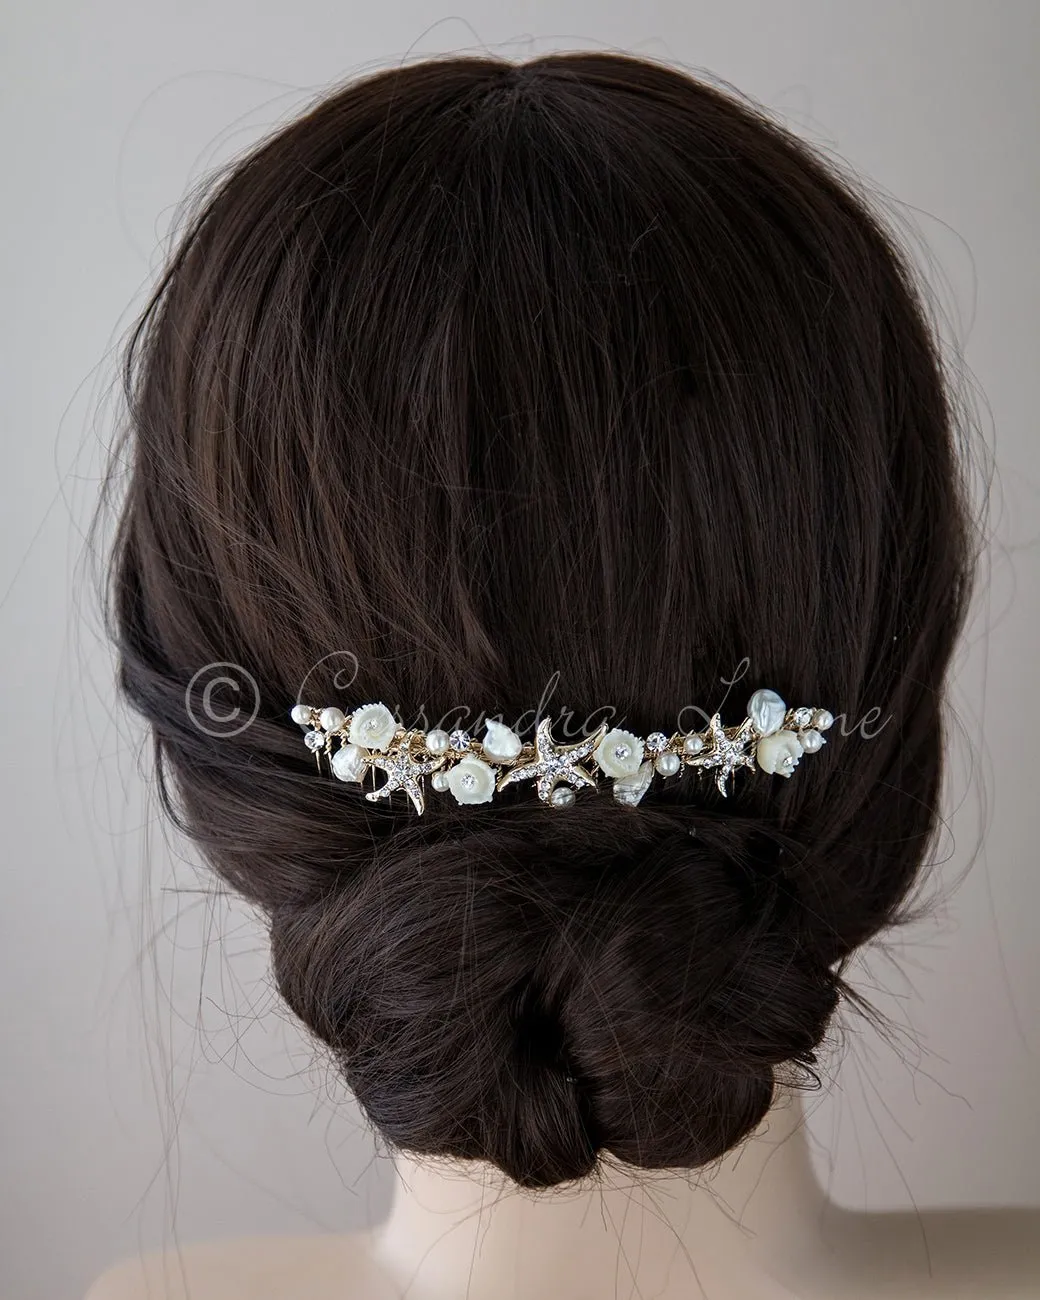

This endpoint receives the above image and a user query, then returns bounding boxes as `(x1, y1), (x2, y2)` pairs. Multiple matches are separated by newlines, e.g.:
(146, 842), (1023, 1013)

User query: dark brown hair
(107, 53), (974, 1189)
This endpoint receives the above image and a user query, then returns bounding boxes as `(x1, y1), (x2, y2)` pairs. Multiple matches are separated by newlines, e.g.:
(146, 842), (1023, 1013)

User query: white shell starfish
(497, 717), (608, 804)
(687, 712), (756, 796)
(364, 732), (446, 815)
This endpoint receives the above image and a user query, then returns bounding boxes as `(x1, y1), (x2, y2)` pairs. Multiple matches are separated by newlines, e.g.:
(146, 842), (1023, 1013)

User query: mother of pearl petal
(755, 731), (803, 776)
(613, 760), (655, 806)
(748, 688), (787, 736)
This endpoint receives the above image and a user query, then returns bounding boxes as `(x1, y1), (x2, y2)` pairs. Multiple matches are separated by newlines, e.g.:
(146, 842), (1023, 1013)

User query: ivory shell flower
(446, 756), (497, 805)
(482, 719), (522, 762)
(594, 728), (644, 778)
(347, 702), (398, 752)
(755, 730), (803, 778)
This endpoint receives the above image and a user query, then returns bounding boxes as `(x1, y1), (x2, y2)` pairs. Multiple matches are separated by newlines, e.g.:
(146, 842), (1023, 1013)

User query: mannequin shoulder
(84, 1232), (402, 1300)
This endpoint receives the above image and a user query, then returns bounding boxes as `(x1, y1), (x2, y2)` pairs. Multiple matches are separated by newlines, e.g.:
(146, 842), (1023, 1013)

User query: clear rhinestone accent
(449, 729), (471, 751)
(645, 732), (668, 754)
(304, 730), (324, 752)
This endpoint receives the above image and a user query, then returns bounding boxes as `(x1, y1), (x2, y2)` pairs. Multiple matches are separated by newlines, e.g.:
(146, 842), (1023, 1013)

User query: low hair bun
(562, 826), (839, 1175)
(269, 803), (837, 1189)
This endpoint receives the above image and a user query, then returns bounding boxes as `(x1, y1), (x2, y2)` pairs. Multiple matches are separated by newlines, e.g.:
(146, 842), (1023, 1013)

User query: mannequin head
(108, 53), (973, 1190)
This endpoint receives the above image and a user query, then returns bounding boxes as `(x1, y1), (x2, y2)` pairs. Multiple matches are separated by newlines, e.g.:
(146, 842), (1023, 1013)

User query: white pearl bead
(654, 752), (681, 776)
(290, 704), (311, 726)
(319, 707), (345, 732)
(550, 786), (576, 808)
(799, 728), (825, 753)
(813, 709), (834, 731)
(683, 734), (705, 755)
(425, 729), (450, 755)
(431, 770), (450, 792)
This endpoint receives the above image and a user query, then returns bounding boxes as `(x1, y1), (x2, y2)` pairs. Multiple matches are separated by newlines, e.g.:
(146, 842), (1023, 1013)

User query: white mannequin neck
(370, 1088), (1040, 1300)
(86, 1084), (1040, 1299)
(373, 1088), (831, 1300)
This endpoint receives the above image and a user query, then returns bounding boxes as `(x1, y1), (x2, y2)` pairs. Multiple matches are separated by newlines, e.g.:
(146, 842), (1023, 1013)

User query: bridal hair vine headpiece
(289, 688), (834, 815)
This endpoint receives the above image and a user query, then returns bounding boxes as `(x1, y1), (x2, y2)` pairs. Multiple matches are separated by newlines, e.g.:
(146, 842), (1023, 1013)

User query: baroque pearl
(331, 743), (367, 782)
(654, 752), (681, 776)
(482, 719), (522, 762)
(319, 707), (345, 732)
(747, 688), (787, 736)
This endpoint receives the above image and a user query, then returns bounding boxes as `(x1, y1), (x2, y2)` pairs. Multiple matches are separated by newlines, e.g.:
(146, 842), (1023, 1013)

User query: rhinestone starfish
(687, 713), (756, 797)
(497, 717), (608, 805)
(364, 732), (446, 815)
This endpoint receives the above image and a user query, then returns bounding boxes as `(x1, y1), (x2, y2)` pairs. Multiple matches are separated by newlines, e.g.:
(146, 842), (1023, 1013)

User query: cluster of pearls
(289, 687), (834, 815)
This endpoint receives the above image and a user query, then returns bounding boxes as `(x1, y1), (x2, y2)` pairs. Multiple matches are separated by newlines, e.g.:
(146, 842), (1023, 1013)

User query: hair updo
(107, 52), (974, 1189)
